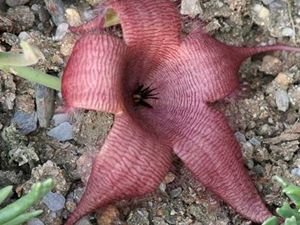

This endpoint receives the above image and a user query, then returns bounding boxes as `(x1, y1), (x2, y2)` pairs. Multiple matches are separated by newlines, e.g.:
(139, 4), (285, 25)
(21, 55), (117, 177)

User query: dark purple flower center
(132, 84), (159, 108)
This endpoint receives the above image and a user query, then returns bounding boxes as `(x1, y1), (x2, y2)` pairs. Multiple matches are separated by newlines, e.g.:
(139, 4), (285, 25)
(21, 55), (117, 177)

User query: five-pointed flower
(62, 0), (300, 224)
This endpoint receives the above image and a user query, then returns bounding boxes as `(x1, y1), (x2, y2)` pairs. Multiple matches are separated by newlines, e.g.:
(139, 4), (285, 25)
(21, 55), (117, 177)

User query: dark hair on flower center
(133, 84), (158, 108)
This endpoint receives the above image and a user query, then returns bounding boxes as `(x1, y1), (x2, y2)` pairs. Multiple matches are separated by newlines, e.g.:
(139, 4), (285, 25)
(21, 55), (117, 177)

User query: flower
(62, 0), (300, 224)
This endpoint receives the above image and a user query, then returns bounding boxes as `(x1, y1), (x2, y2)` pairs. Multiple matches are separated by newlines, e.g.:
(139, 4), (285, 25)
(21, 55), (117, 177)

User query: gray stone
(252, 4), (270, 27)
(275, 89), (289, 112)
(31, 3), (50, 23)
(249, 137), (261, 146)
(52, 113), (70, 126)
(44, 0), (65, 26)
(281, 27), (295, 37)
(234, 131), (246, 143)
(260, 55), (282, 75)
(7, 6), (35, 30)
(42, 191), (66, 211)
(53, 22), (69, 41)
(5, 0), (29, 7)
(289, 86), (300, 109)
(180, 0), (203, 17)
(47, 122), (73, 141)
(18, 31), (31, 41)
(170, 187), (182, 198)
(35, 84), (55, 128)
(27, 218), (45, 225)
(75, 216), (92, 225)
(13, 111), (38, 135)
(291, 168), (300, 177)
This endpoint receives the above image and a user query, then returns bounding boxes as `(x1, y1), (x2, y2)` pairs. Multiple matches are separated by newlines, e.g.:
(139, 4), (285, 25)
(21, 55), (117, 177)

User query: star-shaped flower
(62, 0), (300, 224)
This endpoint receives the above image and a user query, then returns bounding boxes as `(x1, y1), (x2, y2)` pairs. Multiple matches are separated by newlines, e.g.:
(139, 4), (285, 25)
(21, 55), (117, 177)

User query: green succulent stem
(0, 178), (54, 224)
(0, 41), (61, 91)
(0, 41), (44, 67)
(0, 186), (13, 205)
(0, 65), (61, 91)
(2, 210), (43, 225)
(263, 216), (280, 225)
(263, 176), (300, 225)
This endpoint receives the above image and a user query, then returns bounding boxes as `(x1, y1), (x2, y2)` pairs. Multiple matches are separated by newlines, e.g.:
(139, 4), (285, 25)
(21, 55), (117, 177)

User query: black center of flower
(133, 84), (158, 108)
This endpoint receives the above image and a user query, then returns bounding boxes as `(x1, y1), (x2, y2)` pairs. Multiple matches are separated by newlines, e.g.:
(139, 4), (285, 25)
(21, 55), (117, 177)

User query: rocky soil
(0, 0), (300, 224)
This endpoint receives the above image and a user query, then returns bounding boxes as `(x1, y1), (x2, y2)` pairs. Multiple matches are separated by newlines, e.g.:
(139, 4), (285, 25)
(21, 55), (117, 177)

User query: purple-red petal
(65, 114), (172, 225)
(62, 34), (127, 113)
(109, 0), (181, 51)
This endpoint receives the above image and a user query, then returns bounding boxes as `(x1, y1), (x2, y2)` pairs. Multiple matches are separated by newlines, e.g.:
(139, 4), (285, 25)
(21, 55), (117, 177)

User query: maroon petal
(135, 99), (270, 223)
(65, 114), (172, 225)
(109, 0), (181, 51)
(143, 104), (271, 222)
(171, 105), (271, 223)
(149, 28), (300, 105)
(62, 33), (127, 113)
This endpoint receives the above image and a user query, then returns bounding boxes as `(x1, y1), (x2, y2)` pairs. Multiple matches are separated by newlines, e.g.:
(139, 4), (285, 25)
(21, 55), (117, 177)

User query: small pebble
(281, 27), (295, 37)
(18, 31), (32, 41)
(42, 191), (66, 211)
(249, 137), (261, 146)
(234, 131), (247, 143)
(31, 4), (50, 23)
(274, 72), (291, 88)
(96, 205), (121, 225)
(260, 55), (282, 75)
(52, 113), (70, 126)
(7, 6), (35, 30)
(27, 218), (45, 225)
(36, 84), (55, 128)
(180, 0), (202, 17)
(65, 8), (82, 27)
(53, 22), (69, 41)
(44, 0), (66, 26)
(291, 168), (300, 177)
(275, 89), (289, 112)
(75, 216), (92, 225)
(252, 4), (270, 27)
(5, 0), (30, 7)
(170, 187), (182, 198)
(159, 182), (166, 192)
(47, 122), (73, 141)
(164, 172), (176, 184)
(13, 111), (38, 135)
(289, 86), (300, 109)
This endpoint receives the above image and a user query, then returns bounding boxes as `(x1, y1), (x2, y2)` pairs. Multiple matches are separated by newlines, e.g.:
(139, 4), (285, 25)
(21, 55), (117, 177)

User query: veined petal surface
(65, 114), (172, 225)
(109, 0), (181, 52)
(62, 34), (127, 113)
(137, 101), (271, 223)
